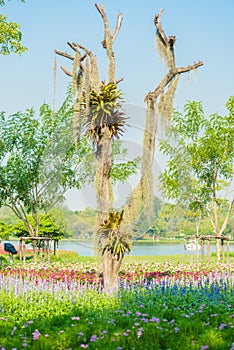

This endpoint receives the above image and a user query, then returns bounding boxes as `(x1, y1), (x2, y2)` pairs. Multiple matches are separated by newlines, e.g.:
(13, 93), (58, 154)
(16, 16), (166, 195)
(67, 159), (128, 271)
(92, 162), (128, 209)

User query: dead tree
(55, 5), (203, 293)
(122, 9), (203, 231)
(56, 3), (127, 293)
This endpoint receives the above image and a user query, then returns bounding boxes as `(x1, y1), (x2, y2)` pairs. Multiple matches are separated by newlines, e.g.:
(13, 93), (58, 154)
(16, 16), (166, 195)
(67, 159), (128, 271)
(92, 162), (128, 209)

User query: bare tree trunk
(102, 250), (123, 293)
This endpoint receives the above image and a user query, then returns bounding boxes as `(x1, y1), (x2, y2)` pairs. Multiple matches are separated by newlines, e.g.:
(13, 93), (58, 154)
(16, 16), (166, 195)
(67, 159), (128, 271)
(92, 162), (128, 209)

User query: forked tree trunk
(122, 9), (203, 230)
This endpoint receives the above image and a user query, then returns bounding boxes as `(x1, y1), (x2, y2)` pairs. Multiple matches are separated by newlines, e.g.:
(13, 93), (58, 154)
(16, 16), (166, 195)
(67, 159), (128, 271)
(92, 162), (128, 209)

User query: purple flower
(219, 324), (227, 330)
(200, 346), (209, 350)
(174, 327), (179, 333)
(90, 335), (98, 342)
(151, 317), (160, 323)
(230, 314), (234, 319)
(71, 316), (80, 320)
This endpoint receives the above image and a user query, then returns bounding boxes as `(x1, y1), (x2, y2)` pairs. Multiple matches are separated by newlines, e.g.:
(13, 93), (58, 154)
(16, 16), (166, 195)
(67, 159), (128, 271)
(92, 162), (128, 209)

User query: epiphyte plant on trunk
(86, 82), (126, 143)
(55, 3), (203, 292)
(55, 3), (130, 293)
(99, 210), (131, 262)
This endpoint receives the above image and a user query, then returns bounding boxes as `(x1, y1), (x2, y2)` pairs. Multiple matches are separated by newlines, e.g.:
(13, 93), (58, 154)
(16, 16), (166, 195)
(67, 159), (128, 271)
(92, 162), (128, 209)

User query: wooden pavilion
(184, 234), (231, 262)
(19, 237), (59, 264)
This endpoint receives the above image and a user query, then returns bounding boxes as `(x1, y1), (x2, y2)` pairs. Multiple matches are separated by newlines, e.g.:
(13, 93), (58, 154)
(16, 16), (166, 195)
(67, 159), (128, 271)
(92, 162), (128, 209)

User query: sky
(0, 0), (234, 210)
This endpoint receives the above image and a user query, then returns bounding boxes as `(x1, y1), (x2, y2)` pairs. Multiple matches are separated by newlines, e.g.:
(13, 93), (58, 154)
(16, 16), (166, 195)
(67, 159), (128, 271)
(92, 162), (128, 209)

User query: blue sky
(0, 0), (233, 210)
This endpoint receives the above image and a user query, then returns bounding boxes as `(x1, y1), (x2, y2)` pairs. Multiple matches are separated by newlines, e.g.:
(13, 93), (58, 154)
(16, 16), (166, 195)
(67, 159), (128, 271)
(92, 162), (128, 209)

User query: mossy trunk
(96, 128), (112, 223)
(96, 127), (123, 292)
(102, 249), (122, 293)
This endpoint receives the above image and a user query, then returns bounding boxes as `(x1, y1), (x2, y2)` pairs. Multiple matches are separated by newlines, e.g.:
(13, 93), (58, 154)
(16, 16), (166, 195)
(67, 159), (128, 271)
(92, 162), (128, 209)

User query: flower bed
(0, 261), (233, 350)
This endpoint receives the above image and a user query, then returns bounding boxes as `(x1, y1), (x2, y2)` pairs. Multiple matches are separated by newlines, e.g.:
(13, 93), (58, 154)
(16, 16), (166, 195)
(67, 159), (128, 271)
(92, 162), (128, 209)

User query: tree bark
(96, 128), (113, 223)
(102, 250), (122, 293)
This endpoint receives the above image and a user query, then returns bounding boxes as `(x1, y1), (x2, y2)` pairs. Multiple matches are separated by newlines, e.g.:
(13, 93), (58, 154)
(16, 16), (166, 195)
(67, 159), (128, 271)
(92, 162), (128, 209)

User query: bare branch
(61, 65), (72, 77)
(154, 9), (168, 47)
(219, 196), (234, 234)
(54, 50), (74, 61)
(67, 41), (78, 51)
(145, 60), (204, 103)
(95, 3), (116, 82)
(177, 60), (204, 74)
(74, 43), (94, 58)
(112, 12), (123, 43)
(116, 77), (123, 84)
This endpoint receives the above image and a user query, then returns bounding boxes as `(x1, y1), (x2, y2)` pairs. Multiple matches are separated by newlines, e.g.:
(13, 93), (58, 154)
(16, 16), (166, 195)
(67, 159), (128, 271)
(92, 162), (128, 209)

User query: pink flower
(32, 329), (41, 340)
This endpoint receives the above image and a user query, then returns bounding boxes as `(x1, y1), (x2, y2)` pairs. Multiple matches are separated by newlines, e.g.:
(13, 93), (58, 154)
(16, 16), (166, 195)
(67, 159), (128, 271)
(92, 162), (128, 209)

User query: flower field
(0, 261), (234, 350)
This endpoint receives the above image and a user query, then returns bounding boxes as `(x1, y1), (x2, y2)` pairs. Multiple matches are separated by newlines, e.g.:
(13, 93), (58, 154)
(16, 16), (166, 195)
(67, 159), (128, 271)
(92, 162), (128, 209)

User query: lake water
(3, 240), (234, 257)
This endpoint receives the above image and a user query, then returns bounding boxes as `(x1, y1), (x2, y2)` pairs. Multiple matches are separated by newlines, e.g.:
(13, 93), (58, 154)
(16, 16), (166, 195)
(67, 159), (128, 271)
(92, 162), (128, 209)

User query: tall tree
(0, 0), (27, 55)
(159, 97), (234, 260)
(56, 3), (132, 293)
(55, 4), (203, 292)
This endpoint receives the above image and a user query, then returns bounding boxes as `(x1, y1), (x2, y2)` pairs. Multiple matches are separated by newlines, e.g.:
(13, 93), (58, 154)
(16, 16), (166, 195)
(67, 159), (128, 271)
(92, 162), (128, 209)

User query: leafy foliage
(0, 91), (92, 236)
(159, 97), (234, 237)
(0, 0), (27, 55)
(12, 214), (64, 239)
(111, 140), (141, 184)
(0, 220), (10, 239)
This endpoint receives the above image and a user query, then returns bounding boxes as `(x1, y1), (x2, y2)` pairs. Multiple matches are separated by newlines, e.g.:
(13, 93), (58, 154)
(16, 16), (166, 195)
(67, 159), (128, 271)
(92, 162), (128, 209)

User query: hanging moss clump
(84, 56), (91, 118)
(158, 75), (180, 125)
(90, 56), (100, 94)
(155, 33), (174, 69)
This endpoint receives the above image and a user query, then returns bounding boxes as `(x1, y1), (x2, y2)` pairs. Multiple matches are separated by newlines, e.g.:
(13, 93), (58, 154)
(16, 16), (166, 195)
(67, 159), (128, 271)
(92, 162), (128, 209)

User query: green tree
(0, 220), (10, 239)
(12, 214), (64, 240)
(0, 92), (91, 259)
(0, 0), (27, 55)
(159, 97), (234, 260)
